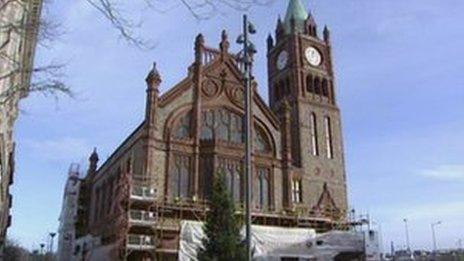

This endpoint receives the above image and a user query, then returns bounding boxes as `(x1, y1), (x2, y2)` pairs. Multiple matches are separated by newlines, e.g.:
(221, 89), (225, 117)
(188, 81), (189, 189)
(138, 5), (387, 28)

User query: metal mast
(237, 14), (257, 261)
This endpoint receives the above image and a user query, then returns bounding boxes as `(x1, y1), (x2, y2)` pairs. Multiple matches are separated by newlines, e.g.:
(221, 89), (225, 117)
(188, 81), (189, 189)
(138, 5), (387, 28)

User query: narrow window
(170, 155), (190, 199)
(314, 77), (321, 95)
(325, 117), (334, 159)
(306, 75), (314, 93)
(322, 79), (329, 97)
(179, 157), (190, 198)
(258, 168), (269, 209)
(216, 109), (229, 141)
(310, 113), (319, 156)
(230, 114), (243, 143)
(291, 179), (302, 203)
(219, 159), (241, 203)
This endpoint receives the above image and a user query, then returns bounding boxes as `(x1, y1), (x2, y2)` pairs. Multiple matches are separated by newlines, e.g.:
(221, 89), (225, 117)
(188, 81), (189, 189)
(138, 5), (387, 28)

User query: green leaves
(198, 171), (246, 261)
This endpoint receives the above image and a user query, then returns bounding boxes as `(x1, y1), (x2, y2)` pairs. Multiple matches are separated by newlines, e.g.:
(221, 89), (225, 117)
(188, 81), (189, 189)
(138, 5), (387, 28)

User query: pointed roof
(284, 0), (308, 33)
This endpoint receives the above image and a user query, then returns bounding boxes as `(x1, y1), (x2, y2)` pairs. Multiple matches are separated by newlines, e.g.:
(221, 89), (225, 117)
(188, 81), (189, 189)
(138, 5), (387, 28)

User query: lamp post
(431, 221), (442, 253)
(49, 232), (57, 256)
(237, 14), (257, 261)
(39, 243), (45, 254)
(403, 218), (411, 252)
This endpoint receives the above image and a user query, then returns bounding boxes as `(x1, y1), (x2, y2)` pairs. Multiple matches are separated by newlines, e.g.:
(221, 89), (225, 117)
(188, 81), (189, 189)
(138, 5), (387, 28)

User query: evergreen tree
(198, 171), (247, 261)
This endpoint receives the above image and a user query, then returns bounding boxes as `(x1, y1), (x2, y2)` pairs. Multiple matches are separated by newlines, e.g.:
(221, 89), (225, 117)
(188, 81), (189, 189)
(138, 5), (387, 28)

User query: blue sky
(10, 0), (464, 252)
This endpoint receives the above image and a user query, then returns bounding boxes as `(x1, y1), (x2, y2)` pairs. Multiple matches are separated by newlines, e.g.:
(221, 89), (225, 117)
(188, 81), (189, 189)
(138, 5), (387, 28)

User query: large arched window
(201, 108), (243, 143)
(170, 155), (190, 199)
(172, 112), (192, 139)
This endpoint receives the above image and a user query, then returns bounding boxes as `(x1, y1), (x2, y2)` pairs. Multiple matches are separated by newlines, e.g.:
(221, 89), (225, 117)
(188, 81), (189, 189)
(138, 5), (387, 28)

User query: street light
(49, 232), (57, 255)
(39, 243), (45, 255)
(403, 218), (411, 252)
(431, 221), (442, 253)
(237, 14), (257, 261)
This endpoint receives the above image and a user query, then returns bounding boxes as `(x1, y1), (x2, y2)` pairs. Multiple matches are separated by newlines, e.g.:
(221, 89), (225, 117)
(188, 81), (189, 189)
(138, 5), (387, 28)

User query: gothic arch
(253, 118), (277, 158)
(163, 104), (194, 141)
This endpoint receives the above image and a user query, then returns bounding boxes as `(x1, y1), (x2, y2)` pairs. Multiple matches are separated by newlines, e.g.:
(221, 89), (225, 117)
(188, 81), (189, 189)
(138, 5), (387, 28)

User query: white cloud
(420, 165), (464, 182)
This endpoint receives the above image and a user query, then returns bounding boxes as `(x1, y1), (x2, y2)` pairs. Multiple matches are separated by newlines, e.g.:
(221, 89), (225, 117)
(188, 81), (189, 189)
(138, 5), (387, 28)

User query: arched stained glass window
(254, 127), (270, 154)
(230, 114), (243, 143)
(173, 112), (192, 139)
(201, 110), (214, 140)
(201, 108), (243, 143)
(218, 158), (241, 203)
(216, 110), (230, 141)
(170, 155), (190, 199)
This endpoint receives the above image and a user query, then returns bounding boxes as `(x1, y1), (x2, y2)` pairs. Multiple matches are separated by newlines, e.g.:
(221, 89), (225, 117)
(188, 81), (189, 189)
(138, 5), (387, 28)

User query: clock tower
(268, 0), (348, 212)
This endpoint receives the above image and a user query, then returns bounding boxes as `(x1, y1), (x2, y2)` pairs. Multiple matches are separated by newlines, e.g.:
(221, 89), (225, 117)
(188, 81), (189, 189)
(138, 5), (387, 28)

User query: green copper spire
(284, 0), (308, 33)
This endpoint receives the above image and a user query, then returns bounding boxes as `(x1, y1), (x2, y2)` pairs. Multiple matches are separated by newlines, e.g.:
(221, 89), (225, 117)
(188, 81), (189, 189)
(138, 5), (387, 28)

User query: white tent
(178, 221), (364, 261)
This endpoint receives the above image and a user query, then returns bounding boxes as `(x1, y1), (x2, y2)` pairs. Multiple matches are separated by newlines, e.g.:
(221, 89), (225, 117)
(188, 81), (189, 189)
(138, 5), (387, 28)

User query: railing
(130, 185), (156, 201)
(129, 210), (156, 226)
(202, 48), (220, 65)
(127, 234), (156, 250)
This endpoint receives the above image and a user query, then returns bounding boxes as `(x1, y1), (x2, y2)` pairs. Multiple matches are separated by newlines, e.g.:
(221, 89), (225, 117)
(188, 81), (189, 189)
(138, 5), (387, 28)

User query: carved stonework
(226, 85), (244, 108)
(201, 79), (221, 99)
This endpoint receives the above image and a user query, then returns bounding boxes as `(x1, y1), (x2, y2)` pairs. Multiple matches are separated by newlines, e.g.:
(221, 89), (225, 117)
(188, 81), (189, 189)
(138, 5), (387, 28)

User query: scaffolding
(112, 171), (355, 261)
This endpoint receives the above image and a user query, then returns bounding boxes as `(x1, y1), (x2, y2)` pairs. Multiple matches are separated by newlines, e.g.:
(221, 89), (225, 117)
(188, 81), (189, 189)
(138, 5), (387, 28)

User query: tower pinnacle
(284, 0), (308, 33)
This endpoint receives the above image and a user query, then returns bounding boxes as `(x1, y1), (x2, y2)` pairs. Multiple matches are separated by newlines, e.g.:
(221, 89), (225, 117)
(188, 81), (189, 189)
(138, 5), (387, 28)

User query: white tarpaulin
(178, 221), (364, 261)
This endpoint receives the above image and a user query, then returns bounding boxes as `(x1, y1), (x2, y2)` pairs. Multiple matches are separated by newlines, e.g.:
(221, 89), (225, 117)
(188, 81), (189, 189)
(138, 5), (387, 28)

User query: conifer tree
(198, 171), (247, 261)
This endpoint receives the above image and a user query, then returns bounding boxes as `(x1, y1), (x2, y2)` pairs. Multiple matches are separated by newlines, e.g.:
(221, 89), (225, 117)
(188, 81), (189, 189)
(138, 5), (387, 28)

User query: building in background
(72, 0), (352, 260)
(0, 0), (42, 252)
(57, 164), (82, 261)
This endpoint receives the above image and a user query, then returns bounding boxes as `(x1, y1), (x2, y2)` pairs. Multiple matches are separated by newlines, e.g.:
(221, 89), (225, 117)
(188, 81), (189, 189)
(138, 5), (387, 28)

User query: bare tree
(0, 0), (271, 104)
(84, 0), (273, 49)
(0, 0), (72, 105)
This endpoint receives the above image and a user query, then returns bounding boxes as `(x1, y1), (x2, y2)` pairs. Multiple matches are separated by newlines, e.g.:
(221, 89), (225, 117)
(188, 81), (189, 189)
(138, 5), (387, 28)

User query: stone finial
(146, 62), (162, 88)
(323, 25), (330, 42)
(220, 30), (230, 53)
(267, 34), (274, 51)
(195, 33), (205, 48)
(89, 147), (99, 163)
(88, 148), (99, 177)
(195, 34), (205, 63)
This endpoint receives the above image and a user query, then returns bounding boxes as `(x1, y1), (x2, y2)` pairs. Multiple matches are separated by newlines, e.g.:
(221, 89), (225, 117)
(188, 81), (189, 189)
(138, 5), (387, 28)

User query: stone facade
(0, 0), (42, 251)
(74, 1), (350, 260)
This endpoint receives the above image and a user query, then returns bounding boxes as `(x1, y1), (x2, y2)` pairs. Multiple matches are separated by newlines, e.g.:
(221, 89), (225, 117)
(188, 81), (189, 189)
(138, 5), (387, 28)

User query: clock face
(277, 51), (288, 70)
(305, 47), (322, 66)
